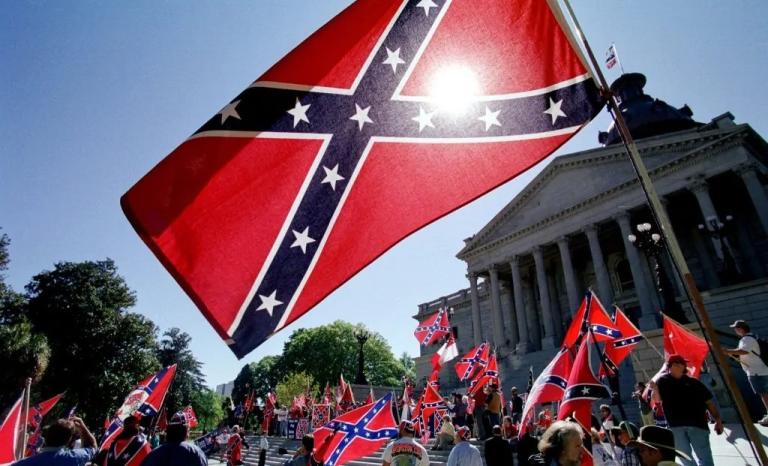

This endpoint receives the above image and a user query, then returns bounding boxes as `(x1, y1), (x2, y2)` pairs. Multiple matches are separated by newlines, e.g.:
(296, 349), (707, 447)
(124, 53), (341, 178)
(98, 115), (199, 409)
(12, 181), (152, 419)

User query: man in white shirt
(382, 421), (430, 466)
(446, 426), (482, 466)
(724, 319), (768, 426)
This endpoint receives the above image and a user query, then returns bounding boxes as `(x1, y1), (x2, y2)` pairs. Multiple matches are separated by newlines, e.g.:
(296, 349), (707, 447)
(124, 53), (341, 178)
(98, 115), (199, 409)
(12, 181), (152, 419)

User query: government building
(413, 73), (768, 420)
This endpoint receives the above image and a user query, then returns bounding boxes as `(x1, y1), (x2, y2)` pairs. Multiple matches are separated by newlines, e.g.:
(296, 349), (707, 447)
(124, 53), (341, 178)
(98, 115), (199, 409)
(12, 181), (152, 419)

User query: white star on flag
(478, 106), (501, 131)
(581, 386), (591, 395)
(416, 0), (438, 16)
(287, 98), (310, 128)
(383, 47), (406, 74)
(543, 97), (566, 124)
(290, 227), (316, 254)
(412, 106), (436, 132)
(321, 164), (345, 191)
(218, 100), (241, 124)
(257, 290), (283, 316)
(350, 103), (373, 130)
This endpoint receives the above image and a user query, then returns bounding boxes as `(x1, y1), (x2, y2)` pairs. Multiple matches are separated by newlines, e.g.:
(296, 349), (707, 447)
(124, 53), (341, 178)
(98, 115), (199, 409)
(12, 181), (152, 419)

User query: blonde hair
(538, 421), (582, 460)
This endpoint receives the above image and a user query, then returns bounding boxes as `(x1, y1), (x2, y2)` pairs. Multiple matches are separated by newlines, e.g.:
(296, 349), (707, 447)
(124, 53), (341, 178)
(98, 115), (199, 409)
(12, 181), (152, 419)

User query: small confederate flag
(605, 44), (618, 69)
(454, 342), (489, 381)
(414, 307), (451, 346)
(181, 406), (199, 429)
(599, 307), (644, 377)
(121, 0), (603, 359)
(562, 292), (620, 349)
(468, 353), (499, 396)
(24, 393), (64, 457)
(312, 393), (398, 466)
(0, 393), (23, 465)
(519, 350), (571, 437)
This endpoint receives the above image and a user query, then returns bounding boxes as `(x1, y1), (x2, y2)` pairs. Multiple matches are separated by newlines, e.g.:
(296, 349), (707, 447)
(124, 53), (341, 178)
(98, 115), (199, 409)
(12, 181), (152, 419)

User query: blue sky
(2, 1), (766, 388)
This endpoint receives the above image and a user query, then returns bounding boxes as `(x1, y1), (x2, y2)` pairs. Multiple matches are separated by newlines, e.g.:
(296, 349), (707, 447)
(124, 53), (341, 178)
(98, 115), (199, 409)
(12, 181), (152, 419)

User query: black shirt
(656, 373), (713, 429)
(484, 436), (513, 466)
(509, 395), (524, 414)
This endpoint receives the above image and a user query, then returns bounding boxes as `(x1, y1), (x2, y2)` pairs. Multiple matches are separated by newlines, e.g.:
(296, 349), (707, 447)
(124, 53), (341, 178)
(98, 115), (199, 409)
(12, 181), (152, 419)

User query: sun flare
(428, 65), (480, 114)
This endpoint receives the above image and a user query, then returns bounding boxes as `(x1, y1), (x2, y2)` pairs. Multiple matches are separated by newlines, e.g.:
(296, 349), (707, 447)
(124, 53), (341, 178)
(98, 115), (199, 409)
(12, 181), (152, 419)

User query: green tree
(278, 321), (407, 387)
(0, 230), (50, 410)
(156, 328), (206, 414)
(231, 355), (282, 405)
(275, 372), (316, 407)
(190, 388), (225, 430)
(399, 352), (415, 381)
(25, 259), (160, 425)
(231, 363), (255, 406)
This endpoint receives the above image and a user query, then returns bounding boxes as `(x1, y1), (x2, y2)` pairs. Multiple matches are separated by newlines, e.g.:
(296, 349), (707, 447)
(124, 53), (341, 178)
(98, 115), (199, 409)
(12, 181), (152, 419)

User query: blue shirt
(13, 447), (95, 466)
(140, 441), (207, 466)
(446, 441), (483, 466)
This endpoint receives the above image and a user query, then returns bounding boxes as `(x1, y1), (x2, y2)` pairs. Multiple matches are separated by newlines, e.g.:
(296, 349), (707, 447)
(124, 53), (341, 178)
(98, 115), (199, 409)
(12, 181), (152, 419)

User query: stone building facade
(414, 74), (768, 419)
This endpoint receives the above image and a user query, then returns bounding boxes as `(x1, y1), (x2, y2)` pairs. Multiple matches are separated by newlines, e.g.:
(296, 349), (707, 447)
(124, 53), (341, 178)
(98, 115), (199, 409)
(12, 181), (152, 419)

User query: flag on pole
(562, 292), (620, 349)
(468, 353), (499, 396)
(558, 336), (610, 466)
(312, 404), (332, 430)
(338, 380), (356, 413)
(101, 364), (177, 450)
(663, 316), (709, 379)
(0, 393), (23, 466)
(599, 307), (644, 377)
(454, 342), (489, 381)
(431, 334), (458, 371)
(414, 307), (451, 346)
(605, 44), (618, 69)
(311, 394), (398, 466)
(519, 350), (571, 437)
(323, 382), (334, 404)
(24, 393), (64, 457)
(262, 392), (276, 433)
(121, 0), (603, 359)
(179, 406), (198, 429)
(364, 387), (375, 405)
(157, 406), (168, 431)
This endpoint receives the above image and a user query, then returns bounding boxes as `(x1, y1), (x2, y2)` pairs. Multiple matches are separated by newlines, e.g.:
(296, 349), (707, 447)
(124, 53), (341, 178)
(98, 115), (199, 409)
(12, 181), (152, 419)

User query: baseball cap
(666, 354), (687, 366)
(399, 420), (415, 434)
(729, 320), (750, 331)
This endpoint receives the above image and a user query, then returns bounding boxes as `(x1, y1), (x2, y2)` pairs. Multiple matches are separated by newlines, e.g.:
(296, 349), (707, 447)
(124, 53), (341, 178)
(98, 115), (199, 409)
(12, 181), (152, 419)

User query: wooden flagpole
(558, 1), (767, 463)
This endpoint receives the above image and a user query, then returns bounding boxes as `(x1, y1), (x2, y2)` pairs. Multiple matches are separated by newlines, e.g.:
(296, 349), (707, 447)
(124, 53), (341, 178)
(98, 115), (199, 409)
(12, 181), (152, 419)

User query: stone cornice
(460, 127), (748, 262)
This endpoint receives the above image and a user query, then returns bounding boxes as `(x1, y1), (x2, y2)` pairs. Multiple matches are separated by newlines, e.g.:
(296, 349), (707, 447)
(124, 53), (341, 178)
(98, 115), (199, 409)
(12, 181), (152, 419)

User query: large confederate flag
(122, 0), (603, 357)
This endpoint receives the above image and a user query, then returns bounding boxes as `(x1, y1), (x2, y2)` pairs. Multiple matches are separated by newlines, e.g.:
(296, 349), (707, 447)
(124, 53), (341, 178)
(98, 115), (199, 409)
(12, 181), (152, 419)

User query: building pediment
(458, 119), (753, 261)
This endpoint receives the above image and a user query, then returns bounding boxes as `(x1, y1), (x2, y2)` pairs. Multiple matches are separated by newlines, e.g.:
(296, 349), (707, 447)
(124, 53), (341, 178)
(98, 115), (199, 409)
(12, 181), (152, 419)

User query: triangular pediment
(458, 122), (749, 259)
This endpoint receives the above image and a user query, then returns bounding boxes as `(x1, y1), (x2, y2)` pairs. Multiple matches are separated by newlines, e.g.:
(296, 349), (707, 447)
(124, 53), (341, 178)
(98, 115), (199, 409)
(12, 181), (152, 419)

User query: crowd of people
(11, 318), (768, 466)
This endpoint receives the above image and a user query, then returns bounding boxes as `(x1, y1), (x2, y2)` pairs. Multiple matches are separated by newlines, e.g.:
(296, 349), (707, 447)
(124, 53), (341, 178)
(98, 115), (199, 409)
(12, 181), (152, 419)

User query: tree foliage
(190, 388), (225, 430)
(0, 231), (50, 410)
(275, 372), (316, 407)
(278, 321), (407, 387)
(25, 259), (161, 425)
(156, 328), (206, 414)
(231, 356), (280, 406)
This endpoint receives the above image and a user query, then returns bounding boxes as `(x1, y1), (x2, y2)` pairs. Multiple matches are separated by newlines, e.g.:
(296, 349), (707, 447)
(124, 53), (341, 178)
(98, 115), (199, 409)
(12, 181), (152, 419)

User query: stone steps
(239, 435), (486, 466)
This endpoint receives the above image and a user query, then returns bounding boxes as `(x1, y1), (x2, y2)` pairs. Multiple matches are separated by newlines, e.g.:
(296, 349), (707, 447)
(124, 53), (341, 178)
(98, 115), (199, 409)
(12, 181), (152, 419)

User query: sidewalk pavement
(708, 423), (768, 465)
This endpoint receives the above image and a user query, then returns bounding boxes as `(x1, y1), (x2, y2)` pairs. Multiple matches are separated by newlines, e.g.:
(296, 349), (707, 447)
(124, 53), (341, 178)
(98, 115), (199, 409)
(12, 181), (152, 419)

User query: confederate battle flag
(122, 0), (603, 358)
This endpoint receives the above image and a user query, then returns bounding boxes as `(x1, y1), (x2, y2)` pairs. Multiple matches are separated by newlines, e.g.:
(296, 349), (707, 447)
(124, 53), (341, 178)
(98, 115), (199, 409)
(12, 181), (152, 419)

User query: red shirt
(228, 433), (243, 462)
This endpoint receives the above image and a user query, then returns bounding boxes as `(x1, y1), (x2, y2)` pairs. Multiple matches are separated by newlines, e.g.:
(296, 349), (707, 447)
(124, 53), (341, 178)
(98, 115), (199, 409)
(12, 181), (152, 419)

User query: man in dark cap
(649, 354), (722, 466)
(723, 319), (768, 426)
(140, 412), (207, 466)
(627, 425), (692, 466)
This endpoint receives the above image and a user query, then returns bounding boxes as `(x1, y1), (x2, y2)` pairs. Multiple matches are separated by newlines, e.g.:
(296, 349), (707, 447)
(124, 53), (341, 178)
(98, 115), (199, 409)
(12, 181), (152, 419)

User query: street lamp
(697, 215), (742, 285)
(353, 328), (370, 385)
(628, 222), (689, 323)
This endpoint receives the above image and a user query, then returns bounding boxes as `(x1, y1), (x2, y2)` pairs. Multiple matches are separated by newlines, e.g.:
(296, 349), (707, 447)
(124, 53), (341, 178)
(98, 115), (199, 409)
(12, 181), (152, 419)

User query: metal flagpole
(558, 1), (768, 463)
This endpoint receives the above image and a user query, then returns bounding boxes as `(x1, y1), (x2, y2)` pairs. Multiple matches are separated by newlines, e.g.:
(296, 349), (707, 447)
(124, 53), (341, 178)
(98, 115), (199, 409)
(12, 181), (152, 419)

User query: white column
(584, 224), (614, 306)
(690, 179), (724, 257)
(510, 256), (532, 353)
(488, 265), (505, 348)
(532, 246), (556, 349)
(557, 236), (581, 314)
(736, 163), (768, 235)
(616, 213), (657, 329)
(467, 273), (482, 345)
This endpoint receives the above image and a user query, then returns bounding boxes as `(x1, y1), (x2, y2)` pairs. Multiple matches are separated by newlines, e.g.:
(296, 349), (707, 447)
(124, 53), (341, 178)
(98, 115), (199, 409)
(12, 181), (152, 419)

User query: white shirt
(738, 336), (768, 376)
(382, 437), (430, 466)
(446, 441), (482, 466)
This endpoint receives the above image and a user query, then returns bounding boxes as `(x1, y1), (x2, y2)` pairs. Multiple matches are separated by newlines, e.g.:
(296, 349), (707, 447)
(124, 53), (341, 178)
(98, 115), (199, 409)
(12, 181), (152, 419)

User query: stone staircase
(238, 436), (485, 466)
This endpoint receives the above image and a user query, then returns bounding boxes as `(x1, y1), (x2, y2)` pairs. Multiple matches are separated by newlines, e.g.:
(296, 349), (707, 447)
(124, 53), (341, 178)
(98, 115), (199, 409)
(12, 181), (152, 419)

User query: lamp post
(353, 328), (370, 385)
(697, 215), (742, 286)
(628, 222), (689, 324)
